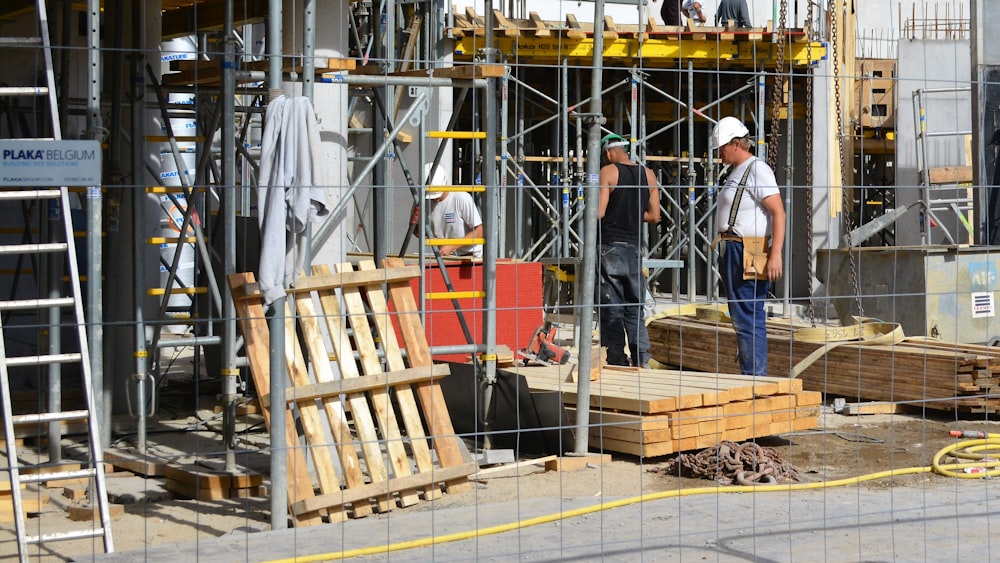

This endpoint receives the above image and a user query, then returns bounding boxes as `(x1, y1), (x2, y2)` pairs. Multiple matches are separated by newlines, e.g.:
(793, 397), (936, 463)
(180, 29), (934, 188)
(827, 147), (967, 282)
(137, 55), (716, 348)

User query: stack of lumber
(165, 463), (264, 501)
(648, 315), (1000, 413)
(515, 365), (821, 457)
(0, 478), (47, 523)
(228, 258), (474, 526)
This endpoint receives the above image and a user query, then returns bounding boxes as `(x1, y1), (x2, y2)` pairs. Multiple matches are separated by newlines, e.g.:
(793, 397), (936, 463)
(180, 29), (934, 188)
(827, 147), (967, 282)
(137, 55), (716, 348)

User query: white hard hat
(710, 116), (750, 149)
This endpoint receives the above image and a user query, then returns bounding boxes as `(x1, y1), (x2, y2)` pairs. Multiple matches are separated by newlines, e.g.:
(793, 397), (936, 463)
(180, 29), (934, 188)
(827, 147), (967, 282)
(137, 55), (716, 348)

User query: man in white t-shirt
(711, 116), (785, 376)
(427, 190), (483, 258)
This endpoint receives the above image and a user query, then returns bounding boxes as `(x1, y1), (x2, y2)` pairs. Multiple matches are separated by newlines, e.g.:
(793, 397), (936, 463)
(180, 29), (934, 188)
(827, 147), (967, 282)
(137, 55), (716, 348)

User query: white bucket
(158, 152), (197, 187)
(160, 36), (198, 62)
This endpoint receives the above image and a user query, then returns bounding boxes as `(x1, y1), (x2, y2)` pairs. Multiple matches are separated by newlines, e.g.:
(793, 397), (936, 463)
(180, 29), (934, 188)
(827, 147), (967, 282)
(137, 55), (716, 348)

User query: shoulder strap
(726, 158), (756, 231)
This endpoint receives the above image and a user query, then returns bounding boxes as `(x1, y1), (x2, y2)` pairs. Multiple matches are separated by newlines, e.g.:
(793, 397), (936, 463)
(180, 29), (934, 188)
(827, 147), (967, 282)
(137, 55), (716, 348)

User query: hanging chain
(766, 0), (788, 171)
(829, 0), (864, 316)
(804, 0), (815, 325)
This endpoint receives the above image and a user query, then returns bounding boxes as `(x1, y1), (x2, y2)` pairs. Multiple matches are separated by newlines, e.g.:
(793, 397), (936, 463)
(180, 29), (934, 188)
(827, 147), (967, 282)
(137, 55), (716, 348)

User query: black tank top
(599, 163), (646, 247)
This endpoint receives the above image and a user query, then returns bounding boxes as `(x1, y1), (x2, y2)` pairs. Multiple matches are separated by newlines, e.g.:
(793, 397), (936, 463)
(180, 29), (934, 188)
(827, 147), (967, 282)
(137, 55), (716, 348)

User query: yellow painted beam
(425, 291), (486, 300)
(428, 131), (487, 139)
(426, 238), (486, 246)
(427, 185), (486, 193)
(455, 37), (825, 66)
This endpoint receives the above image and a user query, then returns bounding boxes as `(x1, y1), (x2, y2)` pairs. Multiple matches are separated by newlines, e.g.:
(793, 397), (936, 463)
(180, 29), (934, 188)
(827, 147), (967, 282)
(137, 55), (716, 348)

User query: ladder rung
(427, 185), (486, 193)
(27, 527), (106, 545)
(147, 236), (198, 244)
(426, 238), (485, 247)
(425, 291), (486, 300)
(0, 86), (49, 96)
(5, 353), (83, 368)
(147, 286), (207, 296)
(18, 468), (97, 485)
(0, 297), (75, 311)
(427, 130), (487, 139)
(0, 242), (68, 255)
(0, 189), (61, 200)
(10, 409), (89, 426)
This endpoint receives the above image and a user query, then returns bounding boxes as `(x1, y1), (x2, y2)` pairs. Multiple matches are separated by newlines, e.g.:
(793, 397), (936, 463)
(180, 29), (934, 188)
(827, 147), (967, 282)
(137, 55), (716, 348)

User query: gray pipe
(574, 0), (606, 455)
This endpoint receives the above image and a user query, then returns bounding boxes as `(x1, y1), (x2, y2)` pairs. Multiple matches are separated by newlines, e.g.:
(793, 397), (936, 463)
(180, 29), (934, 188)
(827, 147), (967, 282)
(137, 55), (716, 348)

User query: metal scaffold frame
(0, 0), (833, 537)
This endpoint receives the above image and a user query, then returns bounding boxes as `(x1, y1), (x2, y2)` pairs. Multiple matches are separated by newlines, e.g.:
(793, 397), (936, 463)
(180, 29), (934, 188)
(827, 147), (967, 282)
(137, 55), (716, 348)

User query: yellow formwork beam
(455, 37), (826, 67)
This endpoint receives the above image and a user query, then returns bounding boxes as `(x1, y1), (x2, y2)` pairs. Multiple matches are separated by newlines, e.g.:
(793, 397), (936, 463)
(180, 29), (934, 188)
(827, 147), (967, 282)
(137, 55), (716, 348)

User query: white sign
(972, 292), (995, 319)
(0, 140), (101, 187)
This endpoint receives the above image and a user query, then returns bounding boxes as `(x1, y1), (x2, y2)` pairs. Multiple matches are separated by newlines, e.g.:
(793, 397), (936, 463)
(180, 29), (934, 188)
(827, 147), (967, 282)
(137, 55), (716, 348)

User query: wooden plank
(603, 16), (619, 40)
(261, 364), (451, 407)
(493, 9), (520, 37)
(289, 266), (419, 293)
(383, 257), (472, 494)
(926, 166), (973, 185)
(474, 456), (559, 478)
(565, 14), (587, 39)
(529, 12), (551, 37)
(356, 260), (441, 500)
(649, 315), (991, 412)
(390, 64), (507, 79)
(290, 288), (373, 517)
(227, 273), (325, 526)
(282, 302), (352, 515)
(333, 262), (420, 508)
(310, 271), (394, 513)
(292, 462), (477, 516)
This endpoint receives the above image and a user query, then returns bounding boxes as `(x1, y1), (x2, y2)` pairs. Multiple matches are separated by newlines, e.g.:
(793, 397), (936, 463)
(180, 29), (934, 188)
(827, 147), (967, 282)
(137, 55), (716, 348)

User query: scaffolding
(0, 0), (852, 548)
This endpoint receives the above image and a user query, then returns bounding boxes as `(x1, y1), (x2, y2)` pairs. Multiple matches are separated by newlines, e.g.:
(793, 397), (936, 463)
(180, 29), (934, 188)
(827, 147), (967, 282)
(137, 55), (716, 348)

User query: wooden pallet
(514, 365), (820, 458)
(228, 259), (473, 526)
(648, 315), (1000, 413)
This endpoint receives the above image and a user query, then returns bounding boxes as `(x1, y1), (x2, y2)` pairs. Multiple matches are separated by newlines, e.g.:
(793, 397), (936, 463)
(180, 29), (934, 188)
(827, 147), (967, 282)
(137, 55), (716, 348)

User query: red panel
(409, 260), (544, 362)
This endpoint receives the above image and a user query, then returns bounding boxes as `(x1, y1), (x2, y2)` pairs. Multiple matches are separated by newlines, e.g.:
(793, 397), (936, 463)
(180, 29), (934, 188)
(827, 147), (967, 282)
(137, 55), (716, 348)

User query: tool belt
(739, 236), (770, 281)
(712, 233), (770, 281)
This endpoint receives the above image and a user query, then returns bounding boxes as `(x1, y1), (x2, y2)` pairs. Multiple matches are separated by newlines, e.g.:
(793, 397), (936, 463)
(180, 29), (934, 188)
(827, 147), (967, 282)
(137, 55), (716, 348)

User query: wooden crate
(228, 259), (474, 526)
(516, 364), (820, 458)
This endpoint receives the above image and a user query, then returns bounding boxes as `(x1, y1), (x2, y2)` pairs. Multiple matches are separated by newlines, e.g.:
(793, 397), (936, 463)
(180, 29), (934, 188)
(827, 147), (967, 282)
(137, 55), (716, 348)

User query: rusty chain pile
(658, 440), (800, 485)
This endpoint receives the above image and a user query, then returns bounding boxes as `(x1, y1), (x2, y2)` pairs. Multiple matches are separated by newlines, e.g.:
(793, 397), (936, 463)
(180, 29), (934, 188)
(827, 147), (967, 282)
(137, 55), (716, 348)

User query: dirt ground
(3, 349), (996, 563)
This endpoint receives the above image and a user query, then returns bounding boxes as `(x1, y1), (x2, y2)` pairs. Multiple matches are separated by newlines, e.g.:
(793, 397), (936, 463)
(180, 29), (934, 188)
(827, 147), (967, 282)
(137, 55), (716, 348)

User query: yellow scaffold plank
(147, 287), (208, 296)
(425, 291), (486, 300)
(426, 185), (486, 193)
(427, 130), (487, 139)
(426, 238), (486, 247)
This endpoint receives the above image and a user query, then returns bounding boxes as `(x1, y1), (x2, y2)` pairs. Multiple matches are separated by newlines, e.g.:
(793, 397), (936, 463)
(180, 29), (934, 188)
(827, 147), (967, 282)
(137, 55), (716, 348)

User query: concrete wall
(894, 39), (972, 246)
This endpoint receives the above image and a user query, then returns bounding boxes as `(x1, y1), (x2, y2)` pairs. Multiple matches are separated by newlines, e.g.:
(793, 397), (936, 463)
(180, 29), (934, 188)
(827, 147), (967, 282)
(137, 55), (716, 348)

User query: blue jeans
(719, 240), (770, 376)
(597, 242), (649, 367)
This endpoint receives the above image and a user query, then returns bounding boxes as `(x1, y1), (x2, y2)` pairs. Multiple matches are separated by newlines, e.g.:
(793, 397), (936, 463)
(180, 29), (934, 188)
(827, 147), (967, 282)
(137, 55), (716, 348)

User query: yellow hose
(262, 432), (1000, 563)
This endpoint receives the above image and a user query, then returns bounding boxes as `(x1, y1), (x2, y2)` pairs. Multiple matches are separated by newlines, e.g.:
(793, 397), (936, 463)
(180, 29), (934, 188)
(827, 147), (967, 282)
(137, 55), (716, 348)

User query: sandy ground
(3, 388), (993, 563)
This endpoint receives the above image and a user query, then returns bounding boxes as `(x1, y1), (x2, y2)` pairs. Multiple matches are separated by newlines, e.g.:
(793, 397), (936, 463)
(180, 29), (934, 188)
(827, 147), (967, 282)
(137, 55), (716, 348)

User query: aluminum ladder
(0, 0), (114, 559)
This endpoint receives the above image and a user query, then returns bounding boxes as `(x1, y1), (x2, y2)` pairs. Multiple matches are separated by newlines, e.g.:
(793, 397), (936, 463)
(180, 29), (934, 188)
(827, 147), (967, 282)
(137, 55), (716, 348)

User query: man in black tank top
(596, 134), (661, 367)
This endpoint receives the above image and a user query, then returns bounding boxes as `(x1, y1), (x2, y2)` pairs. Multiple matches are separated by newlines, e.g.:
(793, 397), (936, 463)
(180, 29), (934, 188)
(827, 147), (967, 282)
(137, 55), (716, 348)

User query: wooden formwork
(228, 259), (473, 526)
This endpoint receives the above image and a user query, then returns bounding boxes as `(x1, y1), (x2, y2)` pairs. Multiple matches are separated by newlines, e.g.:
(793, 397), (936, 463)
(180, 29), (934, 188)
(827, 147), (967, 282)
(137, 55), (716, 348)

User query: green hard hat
(600, 133), (628, 151)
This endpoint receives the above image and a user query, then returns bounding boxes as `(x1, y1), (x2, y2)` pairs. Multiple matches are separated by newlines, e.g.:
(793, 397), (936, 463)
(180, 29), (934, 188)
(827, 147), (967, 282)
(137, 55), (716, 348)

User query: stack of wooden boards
(648, 314), (1000, 413)
(228, 259), (474, 526)
(516, 365), (821, 457)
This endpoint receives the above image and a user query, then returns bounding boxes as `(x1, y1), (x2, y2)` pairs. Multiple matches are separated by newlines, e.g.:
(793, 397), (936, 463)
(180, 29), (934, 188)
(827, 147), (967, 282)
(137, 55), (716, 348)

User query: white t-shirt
(430, 191), (483, 257)
(716, 157), (779, 238)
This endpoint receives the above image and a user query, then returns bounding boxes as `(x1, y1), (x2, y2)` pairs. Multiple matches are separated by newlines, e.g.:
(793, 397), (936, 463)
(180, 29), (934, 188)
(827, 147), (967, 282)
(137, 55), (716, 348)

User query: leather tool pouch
(741, 236), (770, 280)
